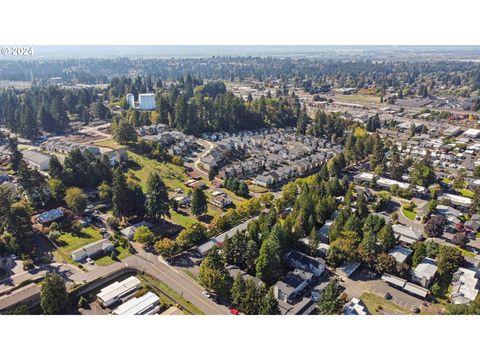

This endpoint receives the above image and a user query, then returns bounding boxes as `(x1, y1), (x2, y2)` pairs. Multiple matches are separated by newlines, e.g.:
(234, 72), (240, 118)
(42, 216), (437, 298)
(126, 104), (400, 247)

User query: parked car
(86, 257), (94, 265)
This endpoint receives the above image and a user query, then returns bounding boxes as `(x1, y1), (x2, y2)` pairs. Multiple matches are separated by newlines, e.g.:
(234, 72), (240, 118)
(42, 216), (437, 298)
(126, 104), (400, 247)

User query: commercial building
(111, 292), (160, 315)
(139, 93), (156, 110)
(97, 276), (142, 307)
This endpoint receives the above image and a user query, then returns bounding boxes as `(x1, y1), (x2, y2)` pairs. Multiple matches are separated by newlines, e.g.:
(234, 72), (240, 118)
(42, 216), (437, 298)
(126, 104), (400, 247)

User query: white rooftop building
(450, 267), (480, 304)
(112, 292), (160, 315)
(97, 276), (142, 307)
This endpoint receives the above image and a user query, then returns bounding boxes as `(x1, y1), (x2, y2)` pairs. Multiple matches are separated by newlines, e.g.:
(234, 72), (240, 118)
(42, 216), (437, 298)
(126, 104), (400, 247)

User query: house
(389, 245), (413, 264)
(274, 269), (313, 303)
(70, 239), (114, 262)
(463, 128), (480, 138)
(438, 193), (472, 209)
(392, 224), (423, 245)
(120, 221), (153, 240)
(209, 194), (232, 209)
(285, 250), (326, 277)
(97, 276), (142, 307)
(411, 257), (438, 288)
(343, 297), (369, 315)
(318, 220), (333, 242)
(415, 202), (430, 222)
(277, 296), (316, 315)
(111, 292), (160, 315)
(336, 262), (361, 279)
(21, 150), (51, 171)
(436, 204), (463, 232)
(36, 208), (64, 225)
(465, 214), (480, 232)
(226, 265), (263, 287)
(253, 173), (275, 188)
(450, 267), (480, 304)
(173, 196), (191, 207)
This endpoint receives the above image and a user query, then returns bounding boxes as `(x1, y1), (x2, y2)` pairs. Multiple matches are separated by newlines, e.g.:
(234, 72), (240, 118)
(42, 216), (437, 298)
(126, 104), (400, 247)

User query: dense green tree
(318, 280), (345, 315)
(259, 287), (281, 315)
(133, 226), (156, 245)
(8, 137), (23, 172)
(64, 187), (87, 214)
(198, 248), (232, 299)
(40, 272), (71, 315)
(191, 188), (207, 217)
(145, 173), (170, 220)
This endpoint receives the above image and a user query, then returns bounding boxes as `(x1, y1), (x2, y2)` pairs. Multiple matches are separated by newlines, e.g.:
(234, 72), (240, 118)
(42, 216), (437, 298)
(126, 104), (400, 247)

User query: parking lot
(341, 269), (427, 313)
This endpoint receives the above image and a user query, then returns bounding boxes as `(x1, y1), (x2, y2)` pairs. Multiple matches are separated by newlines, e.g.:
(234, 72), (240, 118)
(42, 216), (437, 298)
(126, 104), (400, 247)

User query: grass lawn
(126, 151), (188, 192)
(459, 188), (475, 198)
(95, 245), (131, 266)
(476, 232), (480, 239)
(56, 226), (103, 253)
(170, 210), (198, 228)
(360, 293), (409, 315)
(461, 249), (476, 258)
(139, 274), (204, 315)
(335, 94), (381, 104)
(402, 207), (417, 221)
(441, 178), (452, 185)
(94, 138), (126, 150)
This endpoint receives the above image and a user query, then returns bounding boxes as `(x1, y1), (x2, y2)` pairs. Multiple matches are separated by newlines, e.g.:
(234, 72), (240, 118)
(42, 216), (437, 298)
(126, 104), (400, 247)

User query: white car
(86, 257), (94, 265)
(201, 291), (211, 298)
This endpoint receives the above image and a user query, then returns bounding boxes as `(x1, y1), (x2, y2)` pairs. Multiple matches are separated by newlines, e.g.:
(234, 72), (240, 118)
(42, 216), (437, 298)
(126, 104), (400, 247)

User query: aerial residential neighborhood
(1, 45), (480, 319)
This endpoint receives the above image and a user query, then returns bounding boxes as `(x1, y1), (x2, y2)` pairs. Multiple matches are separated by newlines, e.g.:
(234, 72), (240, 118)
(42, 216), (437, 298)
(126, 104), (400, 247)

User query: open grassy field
(360, 293), (409, 315)
(126, 151), (188, 192)
(56, 226), (103, 252)
(335, 94), (382, 104)
(94, 138), (126, 150)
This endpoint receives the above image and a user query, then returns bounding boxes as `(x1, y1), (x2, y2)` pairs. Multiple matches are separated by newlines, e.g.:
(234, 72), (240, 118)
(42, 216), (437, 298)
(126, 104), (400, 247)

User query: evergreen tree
(145, 172), (170, 220)
(112, 168), (130, 219)
(8, 137), (22, 172)
(259, 287), (281, 315)
(191, 188), (207, 217)
(40, 272), (71, 315)
(317, 280), (344, 315)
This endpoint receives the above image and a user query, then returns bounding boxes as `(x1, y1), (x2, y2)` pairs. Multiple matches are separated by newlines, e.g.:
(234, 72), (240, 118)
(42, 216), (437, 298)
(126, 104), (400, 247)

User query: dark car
(384, 292), (392, 300)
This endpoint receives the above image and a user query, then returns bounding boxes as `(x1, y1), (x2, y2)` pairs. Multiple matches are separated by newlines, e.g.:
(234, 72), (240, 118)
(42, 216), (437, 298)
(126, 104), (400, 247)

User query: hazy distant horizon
(6, 45), (480, 59)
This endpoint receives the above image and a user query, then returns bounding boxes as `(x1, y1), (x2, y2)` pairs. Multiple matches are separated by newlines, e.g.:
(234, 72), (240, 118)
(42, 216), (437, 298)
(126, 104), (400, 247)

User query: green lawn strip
(57, 226), (103, 252)
(459, 188), (474, 198)
(441, 178), (452, 185)
(476, 232), (480, 239)
(360, 293), (410, 315)
(402, 207), (416, 221)
(95, 246), (131, 266)
(461, 249), (476, 258)
(139, 274), (204, 315)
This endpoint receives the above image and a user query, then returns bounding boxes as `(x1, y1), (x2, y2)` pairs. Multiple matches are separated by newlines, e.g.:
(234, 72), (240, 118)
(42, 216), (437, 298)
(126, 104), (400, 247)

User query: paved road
(1, 250), (230, 315)
(192, 139), (214, 176)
